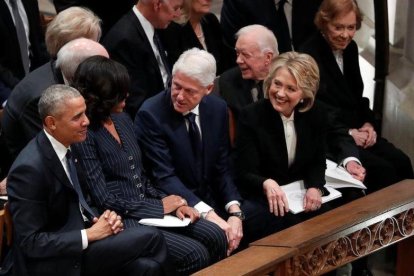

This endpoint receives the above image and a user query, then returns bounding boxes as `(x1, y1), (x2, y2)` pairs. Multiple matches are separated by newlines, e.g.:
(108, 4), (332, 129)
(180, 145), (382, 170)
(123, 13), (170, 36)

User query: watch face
(231, 212), (245, 220)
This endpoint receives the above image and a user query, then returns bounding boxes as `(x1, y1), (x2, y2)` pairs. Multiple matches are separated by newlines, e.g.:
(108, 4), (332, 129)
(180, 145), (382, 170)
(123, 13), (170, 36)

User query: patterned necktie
(66, 149), (97, 220)
(275, 0), (292, 52)
(9, 0), (29, 74)
(185, 113), (203, 180)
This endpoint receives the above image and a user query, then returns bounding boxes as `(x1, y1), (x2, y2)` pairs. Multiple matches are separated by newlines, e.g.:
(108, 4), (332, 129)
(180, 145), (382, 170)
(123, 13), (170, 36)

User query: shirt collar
(44, 129), (70, 163)
(183, 104), (200, 117)
(280, 111), (295, 123)
(133, 5), (154, 39)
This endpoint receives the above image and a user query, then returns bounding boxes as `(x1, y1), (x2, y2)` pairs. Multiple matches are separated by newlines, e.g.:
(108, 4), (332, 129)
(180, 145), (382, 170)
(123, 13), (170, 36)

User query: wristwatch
(229, 211), (245, 221)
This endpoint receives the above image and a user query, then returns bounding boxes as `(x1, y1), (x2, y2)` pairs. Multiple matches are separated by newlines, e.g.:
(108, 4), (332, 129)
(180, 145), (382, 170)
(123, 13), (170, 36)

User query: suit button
(128, 155), (133, 160)
(125, 210), (129, 214)
(130, 165), (135, 170)
(73, 261), (80, 269)
(136, 183), (142, 188)
(133, 174), (139, 179)
(140, 194), (144, 199)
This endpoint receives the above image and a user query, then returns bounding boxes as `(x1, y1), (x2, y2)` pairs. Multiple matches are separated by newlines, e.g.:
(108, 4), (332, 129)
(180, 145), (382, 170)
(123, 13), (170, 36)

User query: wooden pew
(194, 179), (414, 275)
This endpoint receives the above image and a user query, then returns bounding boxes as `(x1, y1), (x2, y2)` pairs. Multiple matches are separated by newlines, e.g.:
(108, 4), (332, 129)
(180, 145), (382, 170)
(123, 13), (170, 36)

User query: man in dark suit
(135, 48), (280, 254)
(103, 0), (183, 118)
(220, 0), (322, 59)
(215, 25), (278, 126)
(2, 36), (107, 161)
(7, 84), (169, 276)
(0, 0), (48, 90)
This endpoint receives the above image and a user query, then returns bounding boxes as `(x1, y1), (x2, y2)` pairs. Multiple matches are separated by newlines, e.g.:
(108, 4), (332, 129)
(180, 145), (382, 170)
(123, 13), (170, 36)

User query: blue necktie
(66, 149), (97, 220)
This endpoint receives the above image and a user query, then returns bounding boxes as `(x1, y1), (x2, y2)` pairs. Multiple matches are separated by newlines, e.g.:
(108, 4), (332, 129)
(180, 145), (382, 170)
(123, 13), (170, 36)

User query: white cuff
(81, 230), (88, 250)
(194, 201), (213, 214)
(225, 201), (240, 212)
(341, 157), (361, 168)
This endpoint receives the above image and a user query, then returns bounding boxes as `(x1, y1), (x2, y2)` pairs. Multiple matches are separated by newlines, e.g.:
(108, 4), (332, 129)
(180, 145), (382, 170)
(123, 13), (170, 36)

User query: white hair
(236, 24), (279, 56)
(172, 48), (216, 87)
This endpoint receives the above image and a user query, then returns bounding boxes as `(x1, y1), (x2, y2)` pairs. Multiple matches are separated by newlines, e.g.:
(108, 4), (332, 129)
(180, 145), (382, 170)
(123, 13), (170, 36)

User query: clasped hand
(87, 210), (124, 242)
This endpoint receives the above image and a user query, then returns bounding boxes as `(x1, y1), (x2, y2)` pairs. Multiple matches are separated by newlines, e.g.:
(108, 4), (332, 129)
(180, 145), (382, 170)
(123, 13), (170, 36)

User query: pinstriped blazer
(73, 112), (164, 227)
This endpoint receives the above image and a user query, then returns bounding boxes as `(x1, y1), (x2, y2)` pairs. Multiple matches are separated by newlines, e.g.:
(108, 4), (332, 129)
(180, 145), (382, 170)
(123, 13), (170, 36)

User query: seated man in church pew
(8, 84), (170, 276)
(135, 48), (281, 253)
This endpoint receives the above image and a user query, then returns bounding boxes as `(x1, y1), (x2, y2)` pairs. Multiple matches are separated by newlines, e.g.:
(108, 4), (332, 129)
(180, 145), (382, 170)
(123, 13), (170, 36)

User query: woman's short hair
(46, 7), (102, 58)
(172, 48), (216, 87)
(72, 56), (129, 127)
(263, 51), (320, 112)
(314, 0), (362, 32)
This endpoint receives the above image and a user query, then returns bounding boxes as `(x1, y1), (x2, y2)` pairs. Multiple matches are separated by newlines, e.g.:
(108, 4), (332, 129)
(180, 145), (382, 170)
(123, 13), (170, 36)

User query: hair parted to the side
(263, 51), (320, 112)
(72, 56), (130, 128)
(314, 0), (362, 32)
(172, 47), (216, 87)
(38, 84), (82, 121)
(45, 7), (102, 57)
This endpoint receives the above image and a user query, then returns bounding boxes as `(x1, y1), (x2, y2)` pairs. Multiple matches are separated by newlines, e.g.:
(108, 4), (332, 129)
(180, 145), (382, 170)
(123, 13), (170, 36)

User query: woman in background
(300, 0), (413, 192)
(160, 0), (231, 74)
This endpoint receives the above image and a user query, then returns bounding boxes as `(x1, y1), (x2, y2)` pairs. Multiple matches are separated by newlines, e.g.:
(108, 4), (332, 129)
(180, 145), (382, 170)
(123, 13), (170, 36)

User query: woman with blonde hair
(160, 0), (230, 74)
(236, 51), (328, 228)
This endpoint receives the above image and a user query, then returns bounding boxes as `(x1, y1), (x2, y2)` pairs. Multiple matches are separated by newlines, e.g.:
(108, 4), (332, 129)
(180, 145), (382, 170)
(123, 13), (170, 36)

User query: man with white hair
(103, 0), (183, 118)
(2, 37), (108, 160)
(2, 7), (103, 160)
(216, 24), (278, 125)
(135, 48), (279, 255)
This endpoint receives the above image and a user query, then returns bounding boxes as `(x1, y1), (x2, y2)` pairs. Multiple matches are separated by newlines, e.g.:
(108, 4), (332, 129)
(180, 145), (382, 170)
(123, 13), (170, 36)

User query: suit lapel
(263, 102), (289, 170)
(37, 131), (75, 190)
(132, 12), (162, 78)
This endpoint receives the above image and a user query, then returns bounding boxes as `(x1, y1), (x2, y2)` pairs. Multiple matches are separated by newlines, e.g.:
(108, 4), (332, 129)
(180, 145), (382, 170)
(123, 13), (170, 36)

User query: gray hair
(56, 38), (108, 84)
(38, 84), (82, 120)
(236, 24), (279, 56)
(45, 7), (102, 57)
(172, 48), (216, 87)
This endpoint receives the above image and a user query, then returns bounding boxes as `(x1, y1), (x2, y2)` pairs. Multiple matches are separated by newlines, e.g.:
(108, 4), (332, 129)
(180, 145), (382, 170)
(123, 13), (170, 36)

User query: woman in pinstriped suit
(71, 56), (227, 275)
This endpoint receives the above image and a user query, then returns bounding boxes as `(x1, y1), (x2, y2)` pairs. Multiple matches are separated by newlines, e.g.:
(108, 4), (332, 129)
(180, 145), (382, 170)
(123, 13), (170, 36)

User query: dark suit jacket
(53, 0), (136, 36)
(7, 131), (88, 276)
(216, 67), (262, 123)
(1, 61), (63, 160)
(103, 10), (166, 118)
(72, 112), (165, 227)
(159, 13), (231, 75)
(0, 0), (48, 88)
(220, 0), (322, 53)
(235, 99), (327, 198)
(135, 90), (242, 209)
(300, 33), (375, 132)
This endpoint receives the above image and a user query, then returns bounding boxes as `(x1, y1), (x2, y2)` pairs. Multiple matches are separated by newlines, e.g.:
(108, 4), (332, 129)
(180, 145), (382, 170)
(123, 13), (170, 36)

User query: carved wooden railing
(194, 179), (414, 276)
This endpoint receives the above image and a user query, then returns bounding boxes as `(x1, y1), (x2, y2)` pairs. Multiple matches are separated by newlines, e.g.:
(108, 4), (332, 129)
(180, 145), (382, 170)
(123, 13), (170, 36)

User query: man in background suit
(220, 0), (322, 60)
(2, 34), (106, 161)
(103, 0), (183, 118)
(215, 25), (278, 126)
(135, 48), (280, 254)
(0, 0), (48, 90)
(8, 84), (169, 276)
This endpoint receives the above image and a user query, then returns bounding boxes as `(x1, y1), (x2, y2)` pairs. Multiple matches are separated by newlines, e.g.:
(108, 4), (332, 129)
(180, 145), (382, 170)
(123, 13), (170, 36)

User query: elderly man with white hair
(215, 24), (279, 125)
(135, 48), (280, 254)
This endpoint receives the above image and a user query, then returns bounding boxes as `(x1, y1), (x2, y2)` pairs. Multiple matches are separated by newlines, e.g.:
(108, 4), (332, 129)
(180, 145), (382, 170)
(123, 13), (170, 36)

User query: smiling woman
(235, 52), (329, 230)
